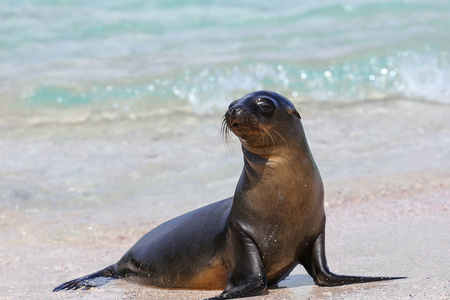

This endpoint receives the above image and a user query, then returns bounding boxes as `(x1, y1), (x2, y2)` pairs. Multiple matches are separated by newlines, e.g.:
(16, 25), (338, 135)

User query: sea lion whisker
(221, 118), (228, 137)
(261, 126), (274, 147)
(271, 128), (288, 146)
(255, 121), (277, 148)
(253, 121), (270, 146)
(221, 116), (232, 152)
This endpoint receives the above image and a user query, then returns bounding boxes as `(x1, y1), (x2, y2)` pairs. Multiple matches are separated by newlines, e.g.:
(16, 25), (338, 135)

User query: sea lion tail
(53, 265), (118, 292)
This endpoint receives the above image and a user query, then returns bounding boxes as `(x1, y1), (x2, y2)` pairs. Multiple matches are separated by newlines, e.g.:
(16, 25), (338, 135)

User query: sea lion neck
(237, 146), (270, 192)
(239, 124), (316, 189)
(240, 144), (298, 180)
(241, 146), (269, 175)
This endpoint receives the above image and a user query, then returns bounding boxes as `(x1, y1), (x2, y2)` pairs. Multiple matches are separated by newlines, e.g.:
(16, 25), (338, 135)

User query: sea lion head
(223, 90), (301, 152)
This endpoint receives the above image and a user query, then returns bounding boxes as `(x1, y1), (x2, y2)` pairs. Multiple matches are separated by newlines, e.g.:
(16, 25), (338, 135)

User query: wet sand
(0, 98), (449, 299)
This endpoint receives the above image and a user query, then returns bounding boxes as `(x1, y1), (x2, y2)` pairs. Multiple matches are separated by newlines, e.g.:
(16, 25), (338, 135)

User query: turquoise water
(1, 0), (450, 116)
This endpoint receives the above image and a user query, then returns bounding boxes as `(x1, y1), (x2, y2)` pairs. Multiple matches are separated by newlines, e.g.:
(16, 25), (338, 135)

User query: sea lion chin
(53, 90), (405, 299)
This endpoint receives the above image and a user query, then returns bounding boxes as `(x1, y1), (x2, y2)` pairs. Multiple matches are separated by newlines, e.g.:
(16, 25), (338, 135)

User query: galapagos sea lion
(53, 90), (404, 299)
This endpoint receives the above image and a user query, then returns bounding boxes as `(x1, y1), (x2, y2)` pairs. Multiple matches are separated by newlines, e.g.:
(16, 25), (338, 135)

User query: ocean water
(1, 0), (450, 119)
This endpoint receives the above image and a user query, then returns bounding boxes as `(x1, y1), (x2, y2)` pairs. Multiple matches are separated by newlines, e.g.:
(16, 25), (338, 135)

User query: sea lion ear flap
(288, 108), (301, 119)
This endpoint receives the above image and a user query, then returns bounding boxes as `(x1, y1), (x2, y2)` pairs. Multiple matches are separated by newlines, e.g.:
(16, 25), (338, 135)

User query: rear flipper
(53, 265), (118, 292)
(302, 232), (407, 286)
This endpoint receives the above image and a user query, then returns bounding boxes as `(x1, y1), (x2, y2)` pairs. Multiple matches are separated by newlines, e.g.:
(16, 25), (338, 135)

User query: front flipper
(206, 223), (267, 300)
(302, 232), (406, 286)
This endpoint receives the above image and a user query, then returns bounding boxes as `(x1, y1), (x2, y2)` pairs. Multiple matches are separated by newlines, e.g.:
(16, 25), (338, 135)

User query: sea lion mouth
(228, 118), (262, 132)
(230, 120), (243, 129)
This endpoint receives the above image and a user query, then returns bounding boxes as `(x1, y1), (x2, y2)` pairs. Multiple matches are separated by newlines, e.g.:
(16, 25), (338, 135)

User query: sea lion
(53, 90), (404, 299)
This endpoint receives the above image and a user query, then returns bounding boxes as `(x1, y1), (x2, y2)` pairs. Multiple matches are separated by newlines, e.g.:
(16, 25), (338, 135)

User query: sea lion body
(115, 198), (231, 289)
(54, 91), (403, 299)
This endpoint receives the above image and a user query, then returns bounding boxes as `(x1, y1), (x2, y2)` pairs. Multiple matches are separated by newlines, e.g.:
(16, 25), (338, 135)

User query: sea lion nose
(229, 107), (243, 116)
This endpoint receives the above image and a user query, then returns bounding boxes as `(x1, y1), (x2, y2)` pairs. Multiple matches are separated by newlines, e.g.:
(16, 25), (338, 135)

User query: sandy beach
(0, 98), (448, 299)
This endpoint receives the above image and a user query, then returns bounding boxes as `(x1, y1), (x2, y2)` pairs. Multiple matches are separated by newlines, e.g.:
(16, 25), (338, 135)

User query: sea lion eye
(258, 102), (273, 113)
